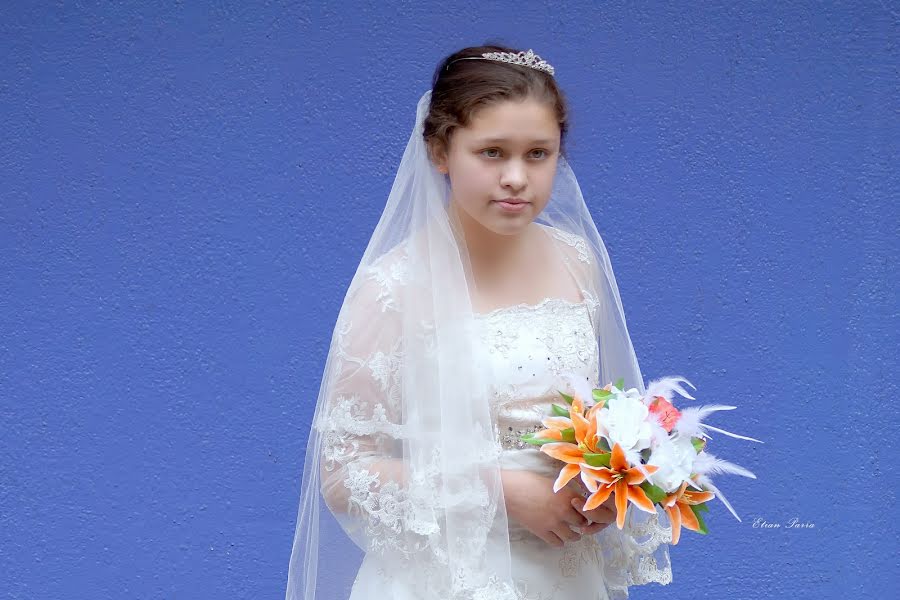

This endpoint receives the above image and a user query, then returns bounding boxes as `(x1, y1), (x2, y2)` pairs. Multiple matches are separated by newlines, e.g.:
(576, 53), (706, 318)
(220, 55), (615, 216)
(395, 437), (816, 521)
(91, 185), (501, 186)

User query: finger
(542, 531), (566, 548)
(554, 525), (581, 543)
(582, 521), (608, 535)
(563, 505), (591, 527)
(572, 498), (613, 524)
(586, 506), (615, 523)
(570, 498), (610, 526)
(569, 497), (592, 524)
(570, 501), (588, 521)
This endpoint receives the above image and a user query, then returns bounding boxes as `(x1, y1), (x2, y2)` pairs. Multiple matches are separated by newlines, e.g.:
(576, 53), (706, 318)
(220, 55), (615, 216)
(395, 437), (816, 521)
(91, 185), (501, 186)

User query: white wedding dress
(317, 226), (672, 599)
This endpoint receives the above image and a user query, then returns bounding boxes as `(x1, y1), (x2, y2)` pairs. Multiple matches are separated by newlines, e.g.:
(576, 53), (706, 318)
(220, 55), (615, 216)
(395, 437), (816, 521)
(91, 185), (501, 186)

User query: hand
(569, 494), (617, 535)
(501, 469), (601, 548)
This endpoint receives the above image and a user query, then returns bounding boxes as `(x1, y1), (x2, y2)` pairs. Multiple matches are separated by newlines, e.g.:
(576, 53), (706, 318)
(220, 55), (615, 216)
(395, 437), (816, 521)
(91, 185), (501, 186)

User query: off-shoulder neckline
(474, 296), (589, 319)
(472, 225), (591, 319)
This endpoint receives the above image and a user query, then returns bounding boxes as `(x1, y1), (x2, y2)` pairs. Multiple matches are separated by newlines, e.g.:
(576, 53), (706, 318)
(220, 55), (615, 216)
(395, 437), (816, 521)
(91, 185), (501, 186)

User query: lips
(494, 198), (530, 213)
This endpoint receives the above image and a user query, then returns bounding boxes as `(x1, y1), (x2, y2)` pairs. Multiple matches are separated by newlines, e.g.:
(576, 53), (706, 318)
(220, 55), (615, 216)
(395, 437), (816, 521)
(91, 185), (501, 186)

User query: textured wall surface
(2, 1), (897, 598)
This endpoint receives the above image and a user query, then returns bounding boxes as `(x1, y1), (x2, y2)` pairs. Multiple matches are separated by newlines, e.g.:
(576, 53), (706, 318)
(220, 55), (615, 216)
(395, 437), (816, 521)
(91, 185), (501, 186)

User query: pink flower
(648, 395), (681, 432)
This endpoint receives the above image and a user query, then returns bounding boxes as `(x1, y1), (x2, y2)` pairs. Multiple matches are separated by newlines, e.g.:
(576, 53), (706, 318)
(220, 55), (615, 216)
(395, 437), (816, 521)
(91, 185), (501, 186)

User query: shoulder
(350, 240), (413, 314)
(535, 223), (593, 266)
(332, 243), (410, 349)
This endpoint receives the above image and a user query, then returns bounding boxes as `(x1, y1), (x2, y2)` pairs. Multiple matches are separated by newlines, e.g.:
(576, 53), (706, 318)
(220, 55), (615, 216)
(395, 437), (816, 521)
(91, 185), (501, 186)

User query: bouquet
(521, 375), (762, 544)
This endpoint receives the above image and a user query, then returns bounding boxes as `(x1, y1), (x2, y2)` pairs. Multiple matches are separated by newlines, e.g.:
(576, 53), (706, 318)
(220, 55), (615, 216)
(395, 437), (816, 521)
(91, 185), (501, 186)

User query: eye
(480, 148), (550, 159)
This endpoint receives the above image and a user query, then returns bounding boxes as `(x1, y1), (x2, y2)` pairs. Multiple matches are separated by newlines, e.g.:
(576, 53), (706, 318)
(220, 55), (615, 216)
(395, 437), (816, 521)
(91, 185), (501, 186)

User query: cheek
(451, 160), (493, 196)
(540, 162), (559, 191)
(530, 170), (556, 211)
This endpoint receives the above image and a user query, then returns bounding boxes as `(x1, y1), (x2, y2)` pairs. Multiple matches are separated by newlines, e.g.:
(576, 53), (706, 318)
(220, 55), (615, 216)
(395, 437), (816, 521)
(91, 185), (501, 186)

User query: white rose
(601, 389), (652, 455)
(647, 434), (696, 492)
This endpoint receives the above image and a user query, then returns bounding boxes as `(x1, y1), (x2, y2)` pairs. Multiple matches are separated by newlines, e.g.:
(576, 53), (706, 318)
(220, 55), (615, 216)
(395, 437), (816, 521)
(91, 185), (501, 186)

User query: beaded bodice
(473, 297), (600, 451)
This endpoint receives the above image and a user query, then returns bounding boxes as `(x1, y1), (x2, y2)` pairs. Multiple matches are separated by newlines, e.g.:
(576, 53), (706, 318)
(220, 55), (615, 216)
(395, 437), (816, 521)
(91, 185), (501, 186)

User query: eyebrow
(474, 137), (556, 145)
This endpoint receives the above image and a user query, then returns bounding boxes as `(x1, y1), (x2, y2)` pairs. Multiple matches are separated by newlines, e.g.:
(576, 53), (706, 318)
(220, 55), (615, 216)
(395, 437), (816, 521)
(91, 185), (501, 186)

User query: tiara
(447, 49), (555, 76)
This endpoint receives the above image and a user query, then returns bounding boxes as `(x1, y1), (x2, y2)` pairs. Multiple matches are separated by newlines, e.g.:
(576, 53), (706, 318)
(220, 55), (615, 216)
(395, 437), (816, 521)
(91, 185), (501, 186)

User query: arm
(313, 257), (425, 555)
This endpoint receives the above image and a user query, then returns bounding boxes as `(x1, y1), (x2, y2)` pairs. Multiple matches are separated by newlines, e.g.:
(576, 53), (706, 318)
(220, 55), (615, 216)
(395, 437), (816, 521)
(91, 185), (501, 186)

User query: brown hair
(423, 43), (570, 166)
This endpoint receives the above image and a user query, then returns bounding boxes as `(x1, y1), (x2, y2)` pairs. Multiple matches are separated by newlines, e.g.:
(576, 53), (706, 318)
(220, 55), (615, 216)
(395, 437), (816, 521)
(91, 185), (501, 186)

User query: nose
(499, 159), (527, 192)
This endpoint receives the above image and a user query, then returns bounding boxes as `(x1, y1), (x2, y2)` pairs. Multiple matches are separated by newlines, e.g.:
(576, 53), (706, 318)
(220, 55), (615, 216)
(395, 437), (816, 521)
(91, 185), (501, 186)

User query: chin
(483, 218), (533, 236)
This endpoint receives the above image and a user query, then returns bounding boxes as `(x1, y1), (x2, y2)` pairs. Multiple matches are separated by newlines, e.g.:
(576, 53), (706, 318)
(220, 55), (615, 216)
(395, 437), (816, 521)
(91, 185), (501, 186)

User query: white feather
(645, 376), (696, 403)
(703, 423), (764, 443)
(693, 452), (757, 480)
(674, 404), (736, 438)
(688, 476), (704, 491)
(623, 446), (645, 471)
(695, 475), (741, 522)
(647, 420), (669, 445)
(563, 371), (594, 406)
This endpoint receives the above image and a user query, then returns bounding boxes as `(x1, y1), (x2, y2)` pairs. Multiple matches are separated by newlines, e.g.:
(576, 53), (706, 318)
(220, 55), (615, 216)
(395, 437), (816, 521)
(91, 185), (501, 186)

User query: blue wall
(2, 1), (896, 598)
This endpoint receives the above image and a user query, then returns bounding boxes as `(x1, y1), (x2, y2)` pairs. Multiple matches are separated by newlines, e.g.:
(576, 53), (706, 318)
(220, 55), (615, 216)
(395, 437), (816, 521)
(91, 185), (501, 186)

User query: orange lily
(579, 442), (660, 529)
(536, 393), (607, 493)
(661, 481), (715, 544)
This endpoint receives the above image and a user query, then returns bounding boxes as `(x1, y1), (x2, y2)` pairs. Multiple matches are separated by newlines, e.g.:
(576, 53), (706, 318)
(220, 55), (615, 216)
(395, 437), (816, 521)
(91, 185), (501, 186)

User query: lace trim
(344, 462), (433, 558)
(364, 246), (411, 313)
(631, 513), (673, 586)
(468, 574), (519, 600)
(341, 448), (445, 559)
(630, 512), (675, 548)
(559, 535), (603, 578)
(605, 511), (674, 597)
(317, 395), (404, 439)
(544, 226), (591, 264)
(366, 335), (403, 414)
(634, 555), (673, 584)
(475, 296), (588, 319)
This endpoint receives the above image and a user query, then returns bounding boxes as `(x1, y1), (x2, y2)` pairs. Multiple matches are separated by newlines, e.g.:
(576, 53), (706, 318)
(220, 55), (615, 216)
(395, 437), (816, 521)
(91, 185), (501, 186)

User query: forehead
(458, 98), (560, 144)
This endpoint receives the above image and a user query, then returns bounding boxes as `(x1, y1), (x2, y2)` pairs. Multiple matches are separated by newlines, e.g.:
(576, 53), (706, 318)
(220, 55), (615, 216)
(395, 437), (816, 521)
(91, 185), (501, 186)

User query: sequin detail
(498, 423), (544, 450)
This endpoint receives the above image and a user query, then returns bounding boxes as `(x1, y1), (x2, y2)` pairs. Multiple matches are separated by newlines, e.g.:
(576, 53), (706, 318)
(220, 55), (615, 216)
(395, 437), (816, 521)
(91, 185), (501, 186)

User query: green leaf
(640, 482), (667, 504)
(557, 390), (575, 405)
(560, 428), (576, 443)
(689, 503), (710, 534)
(691, 437), (707, 454)
(591, 389), (610, 406)
(519, 433), (557, 446)
(583, 452), (611, 468)
(551, 403), (570, 417)
(614, 377), (625, 390)
(694, 501), (710, 513)
(597, 437), (611, 452)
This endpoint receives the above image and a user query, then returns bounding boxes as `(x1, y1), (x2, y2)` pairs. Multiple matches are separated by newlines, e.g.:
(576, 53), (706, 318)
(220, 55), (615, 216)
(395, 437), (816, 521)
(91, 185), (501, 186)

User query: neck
(449, 200), (534, 268)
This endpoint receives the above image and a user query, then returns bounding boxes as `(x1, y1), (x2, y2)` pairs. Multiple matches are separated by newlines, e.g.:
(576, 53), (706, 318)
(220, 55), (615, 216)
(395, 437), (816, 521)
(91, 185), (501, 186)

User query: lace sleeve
(598, 510), (673, 598)
(314, 252), (438, 558)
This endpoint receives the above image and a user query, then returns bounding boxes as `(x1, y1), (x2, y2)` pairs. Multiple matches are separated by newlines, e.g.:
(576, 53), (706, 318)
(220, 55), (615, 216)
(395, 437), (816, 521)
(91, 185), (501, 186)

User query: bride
(285, 44), (673, 599)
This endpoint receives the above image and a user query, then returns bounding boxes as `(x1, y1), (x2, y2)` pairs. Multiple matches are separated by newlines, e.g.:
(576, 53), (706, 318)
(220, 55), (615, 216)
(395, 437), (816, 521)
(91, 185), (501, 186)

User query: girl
(286, 44), (673, 600)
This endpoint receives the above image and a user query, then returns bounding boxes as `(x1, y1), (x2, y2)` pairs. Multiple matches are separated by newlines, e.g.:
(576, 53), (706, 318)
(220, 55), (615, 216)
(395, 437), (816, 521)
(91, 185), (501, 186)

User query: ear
(427, 141), (449, 174)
